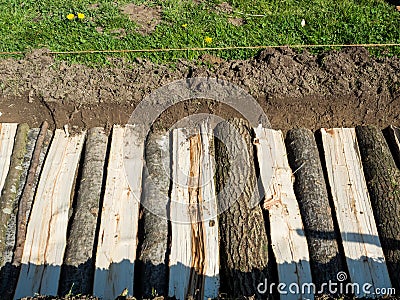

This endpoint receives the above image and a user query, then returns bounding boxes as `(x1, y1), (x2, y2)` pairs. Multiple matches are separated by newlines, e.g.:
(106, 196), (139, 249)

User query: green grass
(0, 0), (399, 64)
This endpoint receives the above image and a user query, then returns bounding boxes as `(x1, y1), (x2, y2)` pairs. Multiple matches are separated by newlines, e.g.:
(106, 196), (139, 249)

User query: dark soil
(0, 47), (399, 133)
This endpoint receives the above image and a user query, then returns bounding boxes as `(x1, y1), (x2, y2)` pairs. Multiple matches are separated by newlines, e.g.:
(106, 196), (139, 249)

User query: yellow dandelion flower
(66, 13), (75, 20)
(77, 13), (85, 19)
(204, 36), (212, 44)
(181, 23), (188, 28)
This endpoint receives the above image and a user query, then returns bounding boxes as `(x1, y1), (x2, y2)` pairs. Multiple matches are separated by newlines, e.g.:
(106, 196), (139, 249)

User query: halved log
(285, 128), (344, 293)
(14, 130), (86, 299)
(59, 128), (108, 296)
(254, 127), (313, 300)
(0, 124), (29, 267)
(385, 125), (400, 168)
(0, 123), (18, 193)
(13, 122), (51, 268)
(214, 118), (270, 298)
(356, 125), (400, 290)
(168, 128), (196, 300)
(2, 125), (53, 300)
(322, 128), (392, 296)
(186, 132), (205, 299)
(93, 125), (144, 300)
(0, 124), (29, 300)
(199, 122), (219, 299)
(168, 123), (219, 300)
(136, 129), (170, 298)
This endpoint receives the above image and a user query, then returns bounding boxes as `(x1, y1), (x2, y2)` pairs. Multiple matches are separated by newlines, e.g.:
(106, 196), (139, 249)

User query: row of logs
(0, 124), (53, 299)
(0, 121), (399, 299)
(127, 121), (400, 298)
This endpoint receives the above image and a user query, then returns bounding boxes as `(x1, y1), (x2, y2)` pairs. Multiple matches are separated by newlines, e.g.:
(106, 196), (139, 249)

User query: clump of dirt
(228, 17), (244, 26)
(215, 2), (234, 14)
(0, 47), (399, 133)
(200, 53), (225, 64)
(120, 3), (162, 35)
(88, 3), (100, 10)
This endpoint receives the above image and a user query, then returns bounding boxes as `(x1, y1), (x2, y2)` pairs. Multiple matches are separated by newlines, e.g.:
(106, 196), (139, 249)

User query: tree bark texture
(13, 123), (51, 267)
(0, 124), (29, 267)
(59, 127), (108, 296)
(0, 124), (29, 300)
(136, 129), (170, 298)
(0, 125), (51, 300)
(384, 125), (400, 169)
(285, 128), (345, 292)
(356, 125), (400, 290)
(214, 118), (270, 298)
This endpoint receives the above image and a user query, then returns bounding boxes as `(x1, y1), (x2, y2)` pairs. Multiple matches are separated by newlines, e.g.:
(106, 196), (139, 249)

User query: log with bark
(1, 125), (52, 300)
(0, 124), (29, 267)
(0, 124), (29, 300)
(285, 128), (345, 292)
(384, 125), (400, 168)
(136, 129), (170, 298)
(59, 127), (108, 296)
(13, 122), (51, 267)
(355, 125), (400, 290)
(214, 118), (270, 298)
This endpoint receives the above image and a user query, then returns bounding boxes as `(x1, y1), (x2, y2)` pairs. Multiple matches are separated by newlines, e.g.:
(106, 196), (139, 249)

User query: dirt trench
(0, 47), (399, 132)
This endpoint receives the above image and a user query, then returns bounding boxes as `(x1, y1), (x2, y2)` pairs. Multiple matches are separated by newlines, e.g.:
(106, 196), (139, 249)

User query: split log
(214, 118), (270, 298)
(1, 125), (52, 300)
(13, 122), (51, 268)
(0, 124), (28, 300)
(14, 130), (86, 299)
(168, 128), (196, 300)
(136, 129), (169, 298)
(0, 123), (18, 192)
(321, 128), (392, 296)
(0, 124), (29, 267)
(199, 122), (220, 299)
(59, 128), (108, 296)
(254, 127), (313, 300)
(356, 125), (400, 290)
(93, 125), (144, 300)
(385, 125), (400, 168)
(0, 123), (19, 299)
(285, 128), (344, 292)
(168, 123), (219, 300)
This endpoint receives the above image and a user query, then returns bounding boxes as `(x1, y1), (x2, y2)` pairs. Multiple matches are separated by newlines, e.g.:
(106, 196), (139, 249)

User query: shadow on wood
(297, 229), (400, 251)
(0, 248), (398, 299)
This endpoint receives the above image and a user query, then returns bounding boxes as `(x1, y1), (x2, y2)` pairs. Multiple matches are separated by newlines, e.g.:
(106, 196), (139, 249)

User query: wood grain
(0, 123), (18, 193)
(168, 124), (219, 300)
(254, 126), (313, 300)
(14, 130), (85, 299)
(321, 128), (392, 296)
(93, 125), (144, 300)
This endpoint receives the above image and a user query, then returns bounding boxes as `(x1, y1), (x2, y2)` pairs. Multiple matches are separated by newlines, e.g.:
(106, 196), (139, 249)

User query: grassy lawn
(0, 0), (399, 64)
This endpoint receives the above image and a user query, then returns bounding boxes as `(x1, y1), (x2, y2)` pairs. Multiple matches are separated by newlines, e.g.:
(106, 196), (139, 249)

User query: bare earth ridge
(0, 47), (399, 132)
